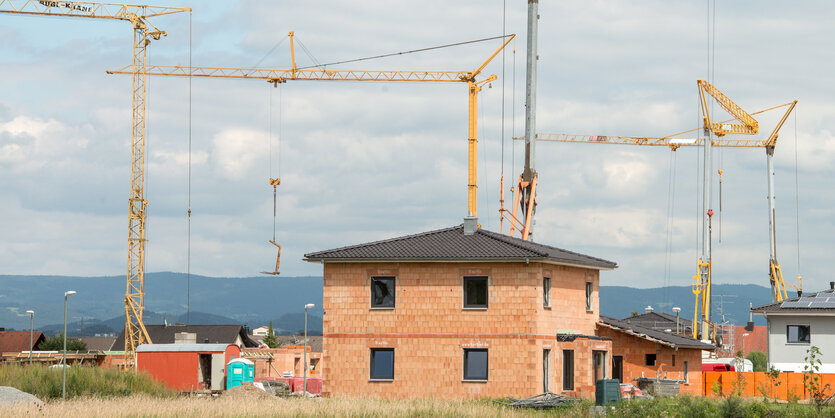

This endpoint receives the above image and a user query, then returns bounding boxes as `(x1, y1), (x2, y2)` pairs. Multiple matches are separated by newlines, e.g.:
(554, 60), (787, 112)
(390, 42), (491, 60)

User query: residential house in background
(597, 316), (714, 395)
(0, 329), (46, 353)
(252, 326), (270, 337)
(112, 324), (259, 351)
(714, 325), (767, 358)
(78, 336), (116, 352)
(620, 310), (693, 336)
(752, 283), (835, 373)
(304, 220), (617, 399)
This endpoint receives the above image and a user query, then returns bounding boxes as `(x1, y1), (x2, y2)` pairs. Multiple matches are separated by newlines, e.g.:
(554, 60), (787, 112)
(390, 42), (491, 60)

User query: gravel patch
(0, 386), (44, 409)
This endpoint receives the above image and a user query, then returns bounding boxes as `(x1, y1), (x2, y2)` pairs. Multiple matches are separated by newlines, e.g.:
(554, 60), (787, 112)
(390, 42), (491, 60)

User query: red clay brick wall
(321, 261), (605, 399)
(596, 325), (704, 395)
(538, 267), (599, 336)
(244, 348), (323, 378)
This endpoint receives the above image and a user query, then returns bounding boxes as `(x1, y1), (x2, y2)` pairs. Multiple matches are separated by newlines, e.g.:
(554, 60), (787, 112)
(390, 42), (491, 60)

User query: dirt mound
(224, 383), (273, 399)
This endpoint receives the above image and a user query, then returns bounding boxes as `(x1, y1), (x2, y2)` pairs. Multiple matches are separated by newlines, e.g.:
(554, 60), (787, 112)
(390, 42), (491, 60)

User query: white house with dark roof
(751, 282), (835, 373)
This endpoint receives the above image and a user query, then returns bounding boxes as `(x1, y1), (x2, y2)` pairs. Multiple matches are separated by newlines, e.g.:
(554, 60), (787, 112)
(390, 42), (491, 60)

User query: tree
(262, 321), (280, 348)
(37, 332), (87, 351)
(746, 351), (767, 372)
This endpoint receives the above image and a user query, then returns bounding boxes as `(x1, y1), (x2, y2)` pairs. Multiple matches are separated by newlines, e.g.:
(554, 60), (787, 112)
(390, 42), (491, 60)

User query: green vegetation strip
(0, 365), (175, 400)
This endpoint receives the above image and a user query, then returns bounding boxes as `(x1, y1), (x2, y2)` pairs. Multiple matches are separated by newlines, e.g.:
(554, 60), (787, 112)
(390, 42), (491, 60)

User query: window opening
(563, 349), (574, 391)
(787, 325), (810, 343)
(371, 277), (396, 308)
(464, 276), (488, 308)
(463, 348), (488, 381)
(370, 348), (394, 380)
(543, 277), (551, 307)
(585, 281), (593, 311)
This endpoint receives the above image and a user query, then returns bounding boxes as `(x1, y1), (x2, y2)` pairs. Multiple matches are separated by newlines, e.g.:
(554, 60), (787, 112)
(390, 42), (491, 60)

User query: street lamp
(26, 310), (34, 365)
(303, 303), (315, 395)
(62, 290), (77, 400)
(672, 307), (681, 335)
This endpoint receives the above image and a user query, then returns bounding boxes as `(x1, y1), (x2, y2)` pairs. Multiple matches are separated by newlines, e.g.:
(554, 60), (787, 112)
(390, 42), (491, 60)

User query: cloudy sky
(1, 1), (832, 295)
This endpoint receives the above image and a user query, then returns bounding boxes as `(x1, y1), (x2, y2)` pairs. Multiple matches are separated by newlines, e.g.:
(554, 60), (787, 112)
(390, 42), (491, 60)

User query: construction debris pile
(494, 392), (577, 409)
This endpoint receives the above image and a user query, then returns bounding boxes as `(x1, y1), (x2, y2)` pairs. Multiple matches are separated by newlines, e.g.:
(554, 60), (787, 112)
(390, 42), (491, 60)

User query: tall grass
(0, 364), (175, 400)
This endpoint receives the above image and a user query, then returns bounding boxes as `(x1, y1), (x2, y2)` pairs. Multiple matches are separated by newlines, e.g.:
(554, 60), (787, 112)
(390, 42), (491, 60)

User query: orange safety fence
(703, 371), (835, 401)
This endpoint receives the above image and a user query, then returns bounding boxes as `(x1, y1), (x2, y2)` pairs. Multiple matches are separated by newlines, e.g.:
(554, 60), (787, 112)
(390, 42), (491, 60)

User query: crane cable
(293, 34), (514, 71)
(186, 10), (192, 324)
(662, 150), (678, 306)
(794, 107), (802, 282)
(500, 0), (506, 178)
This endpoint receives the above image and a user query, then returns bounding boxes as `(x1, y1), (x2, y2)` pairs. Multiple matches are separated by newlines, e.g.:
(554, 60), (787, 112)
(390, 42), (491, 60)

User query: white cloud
(1, 0), (834, 293)
(210, 128), (268, 180)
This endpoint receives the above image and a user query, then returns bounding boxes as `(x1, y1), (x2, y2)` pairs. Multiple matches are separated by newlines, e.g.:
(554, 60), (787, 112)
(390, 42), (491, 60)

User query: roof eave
(304, 257), (614, 270)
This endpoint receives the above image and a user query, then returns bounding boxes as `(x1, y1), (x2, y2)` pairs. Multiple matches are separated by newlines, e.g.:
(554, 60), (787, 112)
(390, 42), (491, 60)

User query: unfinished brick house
(597, 316), (714, 395)
(304, 219), (617, 399)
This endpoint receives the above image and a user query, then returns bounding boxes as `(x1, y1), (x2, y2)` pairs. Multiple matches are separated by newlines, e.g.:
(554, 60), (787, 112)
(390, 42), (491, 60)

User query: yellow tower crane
(107, 32), (515, 226)
(519, 80), (797, 341)
(0, 1), (190, 367)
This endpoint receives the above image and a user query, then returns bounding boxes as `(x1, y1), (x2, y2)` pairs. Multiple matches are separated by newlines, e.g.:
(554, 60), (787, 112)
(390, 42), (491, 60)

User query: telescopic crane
(107, 32), (515, 225)
(526, 80), (797, 341)
(0, 0), (190, 367)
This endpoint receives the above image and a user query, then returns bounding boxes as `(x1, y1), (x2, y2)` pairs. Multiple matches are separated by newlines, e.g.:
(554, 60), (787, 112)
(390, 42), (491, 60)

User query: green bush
(37, 332), (87, 351)
(0, 364), (175, 400)
(746, 351), (767, 372)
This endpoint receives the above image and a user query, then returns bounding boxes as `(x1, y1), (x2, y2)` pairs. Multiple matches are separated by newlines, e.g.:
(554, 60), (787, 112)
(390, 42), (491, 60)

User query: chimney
(830, 281), (834, 291)
(463, 216), (478, 235)
(645, 305), (653, 313)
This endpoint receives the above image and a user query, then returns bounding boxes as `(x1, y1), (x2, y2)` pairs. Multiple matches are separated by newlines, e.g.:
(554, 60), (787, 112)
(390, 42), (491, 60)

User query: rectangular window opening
(563, 349), (574, 391)
(787, 325), (810, 344)
(684, 361), (689, 383)
(370, 276), (396, 308)
(543, 277), (551, 307)
(585, 281), (593, 311)
(593, 350), (606, 383)
(463, 276), (489, 309)
(370, 348), (394, 380)
(543, 349), (551, 392)
(463, 348), (488, 381)
(645, 353), (656, 366)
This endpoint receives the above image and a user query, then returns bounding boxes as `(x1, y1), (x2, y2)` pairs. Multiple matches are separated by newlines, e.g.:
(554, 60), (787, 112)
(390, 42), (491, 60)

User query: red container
(290, 377), (322, 394)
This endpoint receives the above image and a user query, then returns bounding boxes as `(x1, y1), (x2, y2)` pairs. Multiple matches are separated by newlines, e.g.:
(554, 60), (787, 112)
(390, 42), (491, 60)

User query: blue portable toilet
(226, 357), (255, 389)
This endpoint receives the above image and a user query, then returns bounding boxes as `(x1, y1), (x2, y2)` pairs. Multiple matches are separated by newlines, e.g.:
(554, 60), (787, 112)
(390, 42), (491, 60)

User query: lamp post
(303, 303), (314, 395)
(26, 310), (34, 365)
(672, 307), (681, 335)
(62, 290), (77, 400)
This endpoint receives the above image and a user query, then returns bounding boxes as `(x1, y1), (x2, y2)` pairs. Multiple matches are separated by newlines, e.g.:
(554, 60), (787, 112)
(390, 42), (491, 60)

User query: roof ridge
(304, 225), (463, 257)
(477, 228), (616, 266)
(474, 228), (549, 257)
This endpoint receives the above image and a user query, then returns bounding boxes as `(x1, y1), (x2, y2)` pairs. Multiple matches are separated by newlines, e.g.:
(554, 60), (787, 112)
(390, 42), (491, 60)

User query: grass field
(0, 364), (174, 400)
(2, 393), (835, 417)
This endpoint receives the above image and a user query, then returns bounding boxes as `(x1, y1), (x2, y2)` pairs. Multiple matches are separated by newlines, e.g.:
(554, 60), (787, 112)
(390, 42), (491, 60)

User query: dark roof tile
(305, 225), (617, 269)
(599, 316), (714, 350)
(111, 325), (258, 351)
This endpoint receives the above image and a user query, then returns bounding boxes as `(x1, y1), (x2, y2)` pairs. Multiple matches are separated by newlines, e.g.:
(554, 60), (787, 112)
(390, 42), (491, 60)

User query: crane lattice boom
(2, 0), (190, 368)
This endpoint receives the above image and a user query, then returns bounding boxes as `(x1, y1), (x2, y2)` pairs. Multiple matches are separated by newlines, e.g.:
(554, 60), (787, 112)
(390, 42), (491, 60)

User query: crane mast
(500, 0), (538, 240)
(532, 81), (798, 342)
(1, 0), (190, 367)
